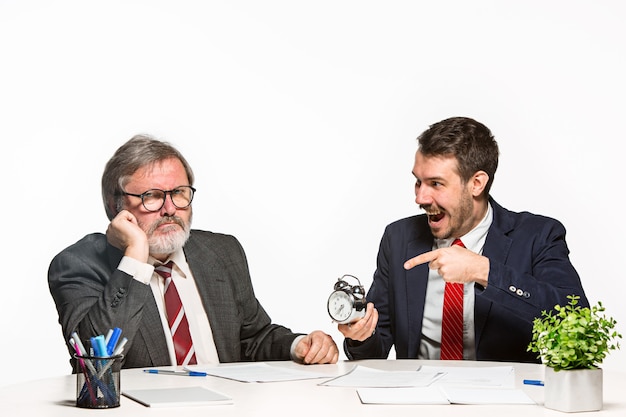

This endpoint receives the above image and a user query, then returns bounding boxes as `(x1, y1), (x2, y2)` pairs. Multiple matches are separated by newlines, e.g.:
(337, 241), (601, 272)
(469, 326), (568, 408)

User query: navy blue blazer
(345, 198), (588, 363)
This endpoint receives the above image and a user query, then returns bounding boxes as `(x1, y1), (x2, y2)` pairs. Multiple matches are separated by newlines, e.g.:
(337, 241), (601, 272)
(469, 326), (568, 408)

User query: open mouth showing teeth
(427, 212), (445, 223)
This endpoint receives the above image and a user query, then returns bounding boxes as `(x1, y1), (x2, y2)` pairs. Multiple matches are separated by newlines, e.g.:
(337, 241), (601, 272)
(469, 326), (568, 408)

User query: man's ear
(470, 170), (489, 197)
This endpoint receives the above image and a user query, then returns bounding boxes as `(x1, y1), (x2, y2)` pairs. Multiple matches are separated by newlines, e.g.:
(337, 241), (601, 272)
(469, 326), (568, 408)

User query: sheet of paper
(185, 363), (328, 383)
(420, 365), (515, 388)
(439, 386), (536, 405)
(357, 387), (450, 404)
(357, 386), (536, 405)
(354, 366), (534, 405)
(319, 365), (444, 387)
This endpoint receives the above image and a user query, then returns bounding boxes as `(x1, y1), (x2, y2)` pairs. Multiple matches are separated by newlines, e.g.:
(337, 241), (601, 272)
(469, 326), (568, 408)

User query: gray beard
(149, 227), (190, 255)
(147, 214), (192, 256)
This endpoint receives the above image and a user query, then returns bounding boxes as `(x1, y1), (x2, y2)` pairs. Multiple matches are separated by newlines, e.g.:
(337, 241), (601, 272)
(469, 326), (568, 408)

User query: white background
(1, 1), (625, 387)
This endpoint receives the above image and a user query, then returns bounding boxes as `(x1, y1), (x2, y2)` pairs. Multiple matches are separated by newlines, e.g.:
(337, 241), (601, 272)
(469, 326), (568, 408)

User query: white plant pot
(544, 367), (603, 413)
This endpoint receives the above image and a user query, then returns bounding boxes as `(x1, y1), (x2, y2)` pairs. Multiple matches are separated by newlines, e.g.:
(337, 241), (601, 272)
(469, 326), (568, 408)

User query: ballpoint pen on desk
(144, 369), (208, 377)
(523, 379), (544, 386)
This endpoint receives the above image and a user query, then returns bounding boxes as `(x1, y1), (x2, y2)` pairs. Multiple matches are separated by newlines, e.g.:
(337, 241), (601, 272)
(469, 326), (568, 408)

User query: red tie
(440, 238), (465, 360)
(155, 261), (197, 365)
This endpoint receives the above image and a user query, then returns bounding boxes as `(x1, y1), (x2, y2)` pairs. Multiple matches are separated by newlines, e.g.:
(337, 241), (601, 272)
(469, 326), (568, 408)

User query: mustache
(148, 216), (187, 233)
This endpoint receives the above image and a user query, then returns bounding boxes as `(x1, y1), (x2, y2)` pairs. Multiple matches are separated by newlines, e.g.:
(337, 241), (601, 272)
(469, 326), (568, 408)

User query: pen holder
(74, 354), (124, 408)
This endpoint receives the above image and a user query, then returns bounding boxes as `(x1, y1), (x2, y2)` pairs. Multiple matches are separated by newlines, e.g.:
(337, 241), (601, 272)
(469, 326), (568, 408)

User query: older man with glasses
(49, 134), (338, 372)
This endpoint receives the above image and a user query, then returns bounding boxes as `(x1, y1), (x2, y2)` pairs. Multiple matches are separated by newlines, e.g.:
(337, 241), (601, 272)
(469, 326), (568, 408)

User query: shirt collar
(149, 248), (188, 278)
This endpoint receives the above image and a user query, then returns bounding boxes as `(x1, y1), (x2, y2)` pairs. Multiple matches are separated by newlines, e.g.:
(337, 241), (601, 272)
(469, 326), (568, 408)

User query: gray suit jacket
(49, 230), (301, 370)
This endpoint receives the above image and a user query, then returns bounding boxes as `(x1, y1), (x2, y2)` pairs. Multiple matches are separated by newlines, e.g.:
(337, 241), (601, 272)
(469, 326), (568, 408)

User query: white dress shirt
(118, 249), (303, 364)
(418, 202), (493, 360)
(119, 249), (220, 365)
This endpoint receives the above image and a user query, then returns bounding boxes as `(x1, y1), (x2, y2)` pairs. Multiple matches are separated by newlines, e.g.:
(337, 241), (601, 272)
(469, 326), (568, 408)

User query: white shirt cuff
(290, 335), (306, 361)
(118, 256), (154, 285)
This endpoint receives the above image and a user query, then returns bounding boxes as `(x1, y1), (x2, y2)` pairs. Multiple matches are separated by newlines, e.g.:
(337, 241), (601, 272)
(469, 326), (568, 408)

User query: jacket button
(509, 285), (517, 292)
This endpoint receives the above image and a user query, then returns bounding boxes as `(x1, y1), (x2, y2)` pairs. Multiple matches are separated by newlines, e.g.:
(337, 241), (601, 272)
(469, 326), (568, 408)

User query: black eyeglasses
(122, 185), (196, 212)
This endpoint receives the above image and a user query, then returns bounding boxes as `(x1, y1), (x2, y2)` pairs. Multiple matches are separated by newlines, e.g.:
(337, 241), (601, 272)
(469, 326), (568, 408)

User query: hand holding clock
(337, 303), (378, 342)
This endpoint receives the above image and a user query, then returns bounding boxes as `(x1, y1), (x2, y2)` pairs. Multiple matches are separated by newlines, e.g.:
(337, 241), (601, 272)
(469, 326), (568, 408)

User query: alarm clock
(327, 274), (366, 324)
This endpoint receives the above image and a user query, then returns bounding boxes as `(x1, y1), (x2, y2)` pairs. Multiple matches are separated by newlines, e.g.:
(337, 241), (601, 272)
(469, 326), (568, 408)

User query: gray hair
(101, 134), (195, 220)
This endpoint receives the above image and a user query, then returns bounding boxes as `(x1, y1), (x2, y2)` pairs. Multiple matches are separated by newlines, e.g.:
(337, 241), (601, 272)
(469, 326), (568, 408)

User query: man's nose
(414, 186), (431, 205)
(160, 193), (178, 216)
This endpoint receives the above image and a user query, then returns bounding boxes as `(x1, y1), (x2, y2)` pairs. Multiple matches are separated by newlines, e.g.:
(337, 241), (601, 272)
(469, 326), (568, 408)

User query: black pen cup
(74, 354), (124, 408)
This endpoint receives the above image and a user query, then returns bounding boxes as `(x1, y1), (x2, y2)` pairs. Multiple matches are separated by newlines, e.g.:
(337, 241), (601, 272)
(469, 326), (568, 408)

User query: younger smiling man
(338, 116), (588, 363)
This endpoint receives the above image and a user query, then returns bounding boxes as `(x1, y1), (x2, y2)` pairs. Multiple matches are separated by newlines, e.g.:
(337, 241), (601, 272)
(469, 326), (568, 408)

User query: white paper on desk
(357, 387), (450, 404)
(357, 386), (535, 405)
(319, 365), (444, 387)
(420, 365), (515, 388)
(439, 386), (536, 405)
(185, 363), (328, 383)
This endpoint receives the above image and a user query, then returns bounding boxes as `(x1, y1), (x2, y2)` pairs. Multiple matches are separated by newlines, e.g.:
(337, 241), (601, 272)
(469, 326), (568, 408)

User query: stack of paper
(317, 365), (535, 405)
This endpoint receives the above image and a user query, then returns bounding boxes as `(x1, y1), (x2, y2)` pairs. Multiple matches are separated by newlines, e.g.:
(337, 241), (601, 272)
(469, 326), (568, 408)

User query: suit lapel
(183, 232), (235, 362)
(139, 300), (171, 365)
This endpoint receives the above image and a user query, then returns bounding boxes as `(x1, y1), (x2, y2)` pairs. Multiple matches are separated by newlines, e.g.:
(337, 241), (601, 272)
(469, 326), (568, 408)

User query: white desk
(1, 360), (624, 416)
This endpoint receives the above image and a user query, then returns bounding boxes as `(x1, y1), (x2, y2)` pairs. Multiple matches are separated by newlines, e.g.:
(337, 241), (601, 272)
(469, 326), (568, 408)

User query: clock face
(328, 291), (353, 322)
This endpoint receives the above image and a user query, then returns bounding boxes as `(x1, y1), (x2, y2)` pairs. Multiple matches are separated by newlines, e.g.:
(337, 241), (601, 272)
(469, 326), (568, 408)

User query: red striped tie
(155, 261), (197, 365)
(440, 238), (465, 360)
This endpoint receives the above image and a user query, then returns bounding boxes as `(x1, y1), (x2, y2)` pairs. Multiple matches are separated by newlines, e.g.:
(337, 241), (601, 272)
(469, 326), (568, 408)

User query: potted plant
(527, 294), (622, 412)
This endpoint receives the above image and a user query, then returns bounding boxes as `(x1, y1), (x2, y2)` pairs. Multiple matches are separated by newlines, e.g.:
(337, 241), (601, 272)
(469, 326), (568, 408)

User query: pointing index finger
(404, 250), (439, 270)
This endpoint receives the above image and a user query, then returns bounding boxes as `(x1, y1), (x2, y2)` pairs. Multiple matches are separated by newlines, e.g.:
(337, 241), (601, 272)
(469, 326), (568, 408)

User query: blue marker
(91, 335), (108, 357)
(90, 337), (99, 356)
(106, 328), (122, 355)
(523, 379), (544, 386)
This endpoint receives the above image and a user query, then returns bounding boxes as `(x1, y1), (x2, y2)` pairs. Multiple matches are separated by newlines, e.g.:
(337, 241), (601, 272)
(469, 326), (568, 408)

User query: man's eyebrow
(413, 171), (440, 180)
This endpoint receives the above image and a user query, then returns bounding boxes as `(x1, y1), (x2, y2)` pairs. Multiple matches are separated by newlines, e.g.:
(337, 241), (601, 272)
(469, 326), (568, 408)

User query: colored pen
(71, 332), (97, 374)
(96, 335), (108, 357)
(112, 337), (128, 356)
(104, 328), (114, 345)
(95, 337), (127, 378)
(523, 379), (544, 386)
(106, 327), (122, 355)
(144, 369), (208, 377)
(71, 332), (88, 358)
(71, 339), (97, 405)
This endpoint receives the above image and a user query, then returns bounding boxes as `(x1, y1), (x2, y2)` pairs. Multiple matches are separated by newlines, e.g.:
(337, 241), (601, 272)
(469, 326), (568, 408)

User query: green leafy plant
(528, 295), (622, 371)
